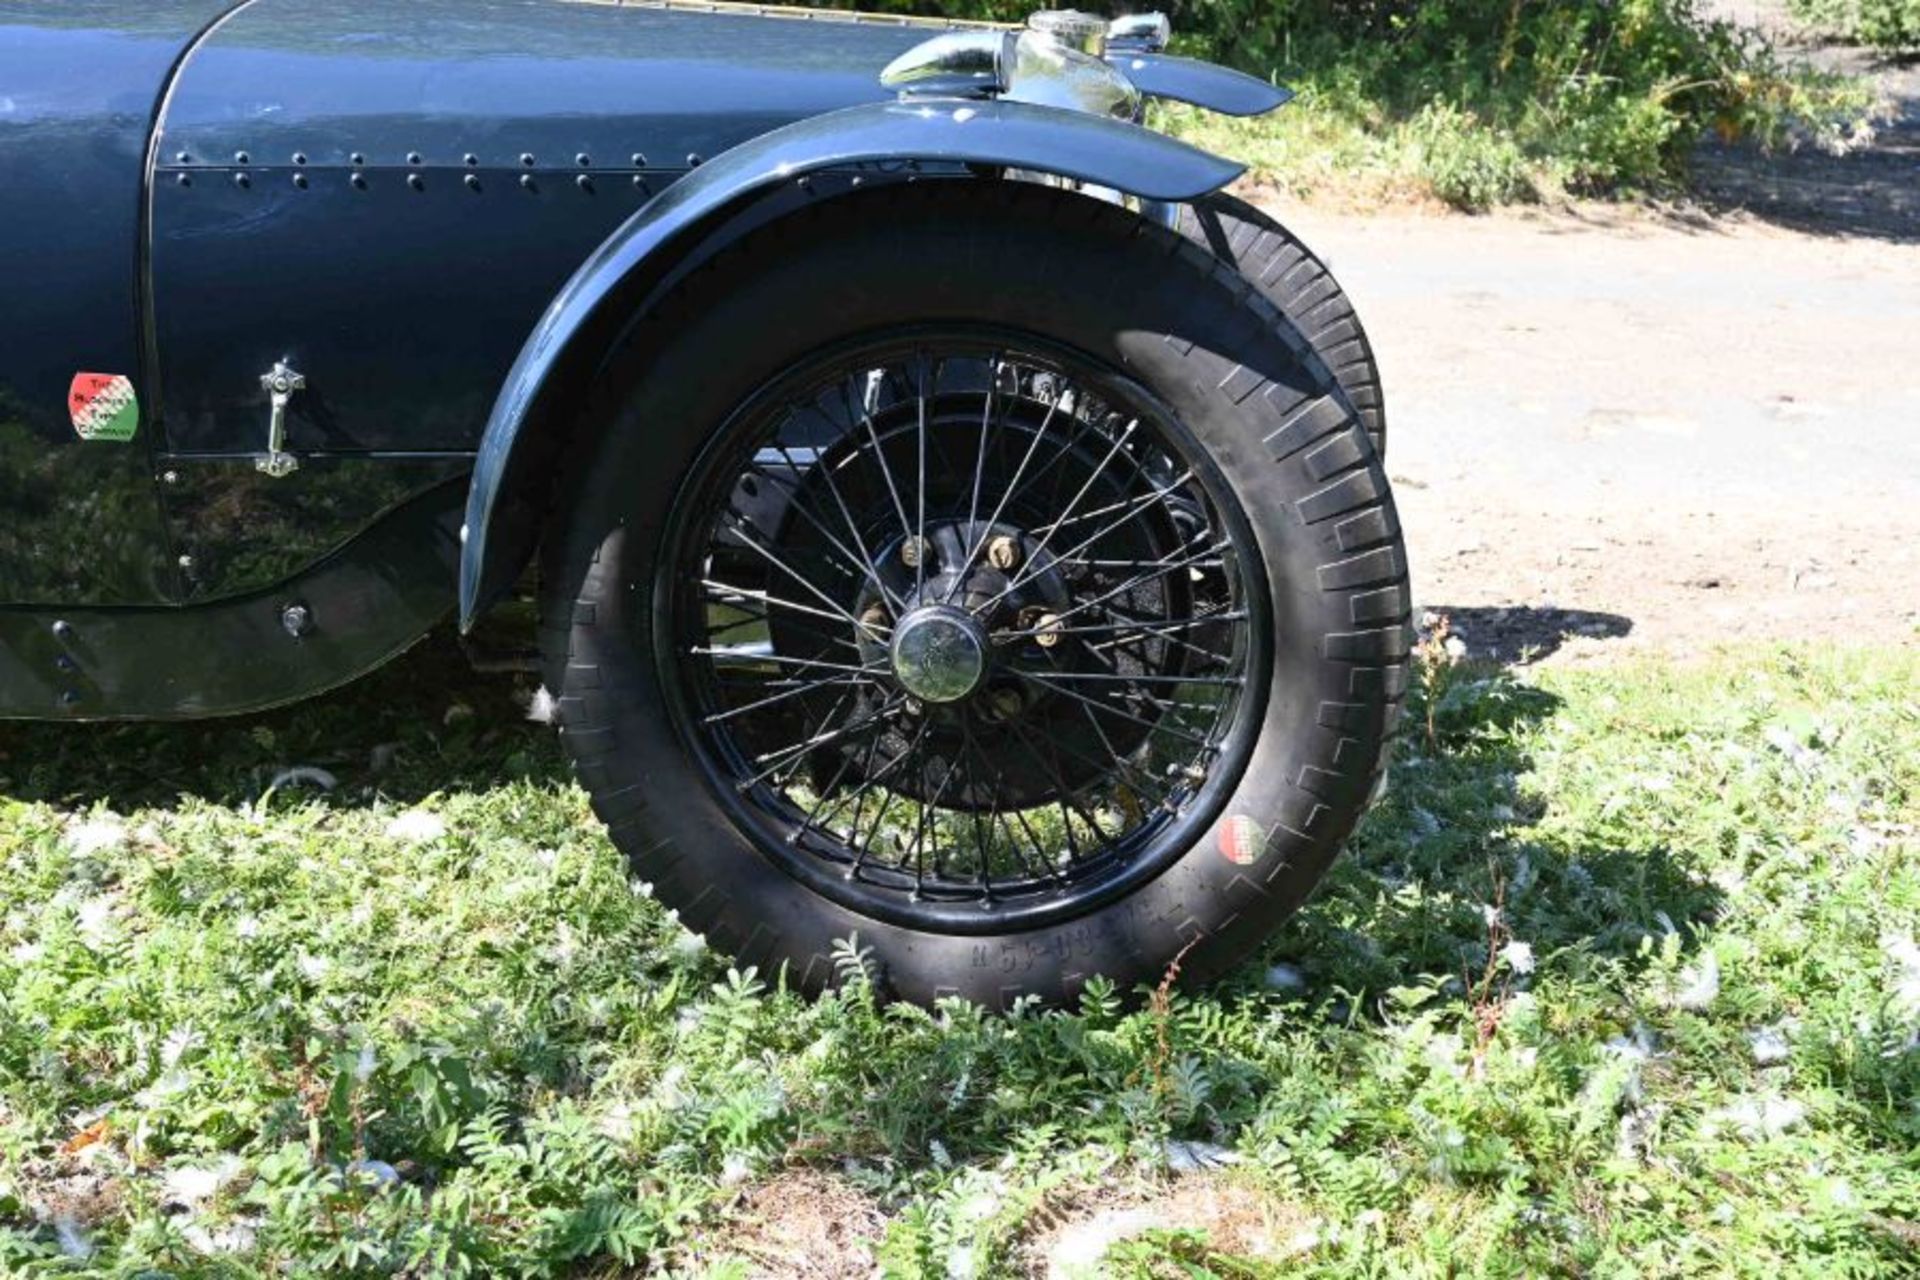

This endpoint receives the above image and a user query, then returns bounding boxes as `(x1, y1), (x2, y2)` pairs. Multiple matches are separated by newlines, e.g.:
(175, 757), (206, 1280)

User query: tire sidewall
(552, 185), (1402, 1006)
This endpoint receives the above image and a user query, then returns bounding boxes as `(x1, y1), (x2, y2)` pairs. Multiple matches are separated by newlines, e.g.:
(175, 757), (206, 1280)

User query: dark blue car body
(0, 0), (1275, 719)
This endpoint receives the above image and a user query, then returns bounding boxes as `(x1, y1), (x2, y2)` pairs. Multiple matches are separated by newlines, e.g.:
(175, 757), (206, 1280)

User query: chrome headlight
(1026, 9), (1109, 56)
(1005, 28), (1140, 121)
(1107, 12), (1172, 54)
(879, 10), (1143, 123)
(878, 31), (1017, 101)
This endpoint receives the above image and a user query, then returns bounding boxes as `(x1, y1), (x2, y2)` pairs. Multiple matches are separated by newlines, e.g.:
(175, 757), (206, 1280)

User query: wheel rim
(658, 329), (1271, 933)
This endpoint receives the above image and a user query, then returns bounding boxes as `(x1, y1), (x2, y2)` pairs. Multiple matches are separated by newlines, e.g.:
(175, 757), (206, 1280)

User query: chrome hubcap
(889, 605), (988, 703)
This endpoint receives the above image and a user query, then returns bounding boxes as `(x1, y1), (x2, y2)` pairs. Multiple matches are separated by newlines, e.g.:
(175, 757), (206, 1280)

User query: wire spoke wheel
(662, 332), (1270, 930)
(547, 183), (1408, 1005)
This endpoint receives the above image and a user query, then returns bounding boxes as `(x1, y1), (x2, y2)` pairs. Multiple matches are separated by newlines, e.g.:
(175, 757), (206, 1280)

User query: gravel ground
(1250, 179), (1919, 664)
(1237, 9), (1920, 665)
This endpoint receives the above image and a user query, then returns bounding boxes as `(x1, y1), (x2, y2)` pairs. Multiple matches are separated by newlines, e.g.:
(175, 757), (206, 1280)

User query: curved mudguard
(458, 97), (1244, 628)
(1109, 53), (1294, 118)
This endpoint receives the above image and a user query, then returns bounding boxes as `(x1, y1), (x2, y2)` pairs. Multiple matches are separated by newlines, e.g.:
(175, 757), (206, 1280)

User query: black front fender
(1109, 52), (1294, 117)
(459, 97), (1244, 628)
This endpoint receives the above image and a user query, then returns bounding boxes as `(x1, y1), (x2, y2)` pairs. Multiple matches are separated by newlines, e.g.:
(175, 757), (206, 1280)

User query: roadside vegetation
(833, 0), (1875, 208)
(1789, 0), (1920, 53)
(2, 636), (1915, 1275)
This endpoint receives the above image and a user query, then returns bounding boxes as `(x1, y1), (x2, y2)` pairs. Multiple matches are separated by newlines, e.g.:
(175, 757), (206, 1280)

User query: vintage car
(0, 0), (1405, 1006)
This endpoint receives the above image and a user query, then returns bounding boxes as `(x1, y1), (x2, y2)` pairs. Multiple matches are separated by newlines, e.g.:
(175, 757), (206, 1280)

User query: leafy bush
(1790, 0), (1920, 51)
(817, 0), (1870, 207)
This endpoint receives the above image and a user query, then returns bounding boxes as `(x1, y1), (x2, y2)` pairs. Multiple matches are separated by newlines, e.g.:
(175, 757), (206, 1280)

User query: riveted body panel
(148, 161), (669, 457)
(146, 0), (930, 464)
(143, 0), (933, 600)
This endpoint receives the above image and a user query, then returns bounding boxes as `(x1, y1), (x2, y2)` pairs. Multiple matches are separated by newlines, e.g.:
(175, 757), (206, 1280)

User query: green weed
(1, 638), (1915, 1274)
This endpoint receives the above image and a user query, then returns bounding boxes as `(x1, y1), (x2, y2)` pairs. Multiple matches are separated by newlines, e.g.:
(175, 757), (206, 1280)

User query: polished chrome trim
(1005, 30), (1140, 121)
(880, 31), (1015, 100)
(254, 360), (305, 478)
(885, 28), (1141, 122)
(1107, 12), (1171, 53)
(1026, 9), (1108, 57)
(569, 0), (1018, 31)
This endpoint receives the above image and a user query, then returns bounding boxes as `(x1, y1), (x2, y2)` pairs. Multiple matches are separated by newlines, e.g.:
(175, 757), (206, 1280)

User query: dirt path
(1238, 19), (1920, 665)
(1247, 194), (1920, 663)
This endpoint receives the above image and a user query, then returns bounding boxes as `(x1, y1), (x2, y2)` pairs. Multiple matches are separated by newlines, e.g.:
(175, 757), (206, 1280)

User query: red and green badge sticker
(68, 373), (139, 443)
(1219, 814), (1268, 866)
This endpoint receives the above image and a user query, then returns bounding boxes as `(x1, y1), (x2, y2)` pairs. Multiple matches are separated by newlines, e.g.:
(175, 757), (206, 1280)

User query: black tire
(541, 182), (1410, 1009)
(1176, 193), (1387, 460)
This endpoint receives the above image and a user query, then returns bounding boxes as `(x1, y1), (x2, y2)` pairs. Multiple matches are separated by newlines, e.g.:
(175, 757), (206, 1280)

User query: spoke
(965, 357), (999, 535)
(703, 671), (877, 726)
(691, 647), (885, 678)
(1067, 651), (1224, 720)
(938, 353), (1001, 608)
(843, 375), (914, 546)
(772, 443), (887, 591)
(989, 787), (1057, 884)
(773, 685), (863, 792)
(1027, 465), (1196, 540)
(996, 400), (1113, 521)
(842, 718), (932, 880)
(914, 352), (930, 597)
(1063, 697), (1181, 810)
(1007, 800), (1065, 872)
(1001, 713), (1110, 860)
(996, 611), (1248, 641)
(945, 381), (1067, 604)
(1070, 557), (1226, 570)
(970, 418), (1139, 617)
(997, 470), (1200, 603)
(705, 602), (868, 659)
(737, 695), (905, 791)
(714, 519), (884, 643)
(758, 446), (907, 615)
(910, 736), (966, 894)
(799, 729), (885, 842)
(788, 721), (888, 845)
(1029, 538), (1229, 631)
(1088, 613), (1236, 669)
(959, 718), (995, 894)
(1016, 696), (1177, 811)
(1009, 668), (1217, 750)
(704, 581), (849, 633)
(1012, 670), (1243, 686)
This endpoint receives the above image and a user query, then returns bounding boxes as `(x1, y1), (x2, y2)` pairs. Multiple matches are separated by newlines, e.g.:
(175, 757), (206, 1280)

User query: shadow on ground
(1690, 50), (1920, 243)
(1428, 605), (1634, 664)
(0, 629), (563, 811)
(0, 624), (1716, 1011)
(1245, 656), (1719, 1012)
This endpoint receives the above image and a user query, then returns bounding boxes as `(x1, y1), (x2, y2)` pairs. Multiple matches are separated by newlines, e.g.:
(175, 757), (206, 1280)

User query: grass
(1, 636), (1916, 1276)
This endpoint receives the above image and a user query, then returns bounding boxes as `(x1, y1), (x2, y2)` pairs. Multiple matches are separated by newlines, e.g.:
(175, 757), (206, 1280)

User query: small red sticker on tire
(68, 373), (139, 443)
(1219, 814), (1266, 865)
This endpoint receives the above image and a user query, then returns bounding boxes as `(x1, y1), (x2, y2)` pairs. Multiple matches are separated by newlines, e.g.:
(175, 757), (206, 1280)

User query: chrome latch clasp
(256, 359), (304, 478)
